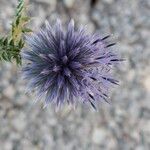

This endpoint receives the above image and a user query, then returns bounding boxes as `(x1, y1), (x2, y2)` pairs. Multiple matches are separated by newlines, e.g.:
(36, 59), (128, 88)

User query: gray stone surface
(0, 0), (150, 149)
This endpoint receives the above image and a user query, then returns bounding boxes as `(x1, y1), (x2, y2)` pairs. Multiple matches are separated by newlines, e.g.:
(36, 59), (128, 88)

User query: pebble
(10, 112), (26, 132)
(35, 0), (52, 4)
(103, 0), (114, 4)
(92, 128), (108, 144)
(3, 141), (13, 150)
(3, 85), (16, 99)
(143, 76), (150, 92)
(63, 0), (75, 8)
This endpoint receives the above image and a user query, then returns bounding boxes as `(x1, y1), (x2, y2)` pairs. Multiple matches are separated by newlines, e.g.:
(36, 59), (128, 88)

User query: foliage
(0, 0), (31, 65)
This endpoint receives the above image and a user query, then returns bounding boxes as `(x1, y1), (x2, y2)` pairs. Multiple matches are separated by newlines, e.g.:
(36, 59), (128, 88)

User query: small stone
(63, 0), (75, 8)
(136, 146), (147, 150)
(127, 69), (135, 81)
(35, 0), (51, 4)
(141, 121), (150, 133)
(3, 85), (16, 99)
(3, 141), (13, 150)
(107, 136), (117, 149)
(92, 128), (108, 144)
(103, 0), (114, 4)
(143, 76), (150, 92)
(11, 112), (26, 132)
(91, 10), (100, 25)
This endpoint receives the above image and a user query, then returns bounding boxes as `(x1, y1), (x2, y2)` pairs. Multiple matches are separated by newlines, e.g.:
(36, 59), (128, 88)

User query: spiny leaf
(22, 28), (32, 33)
(3, 38), (8, 46)
(21, 16), (30, 22)
(0, 0), (32, 65)
(9, 39), (14, 46)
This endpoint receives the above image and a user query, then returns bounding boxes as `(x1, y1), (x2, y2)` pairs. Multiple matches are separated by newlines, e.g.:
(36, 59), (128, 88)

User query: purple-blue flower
(22, 19), (122, 109)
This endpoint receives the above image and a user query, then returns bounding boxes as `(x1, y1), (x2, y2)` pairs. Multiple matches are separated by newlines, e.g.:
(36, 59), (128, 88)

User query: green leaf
(15, 15), (21, 26)
(22, 28), (32, 33)
(3, 38), (8, 46)
(2, 52), (8, 61)
(21, 16), (30, 22)
(9, 39), (14, 46)
(19, 39), (24, 47)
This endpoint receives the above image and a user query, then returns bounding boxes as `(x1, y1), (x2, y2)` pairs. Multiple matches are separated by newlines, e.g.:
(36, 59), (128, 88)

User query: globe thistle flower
(22, 19), (122, 109)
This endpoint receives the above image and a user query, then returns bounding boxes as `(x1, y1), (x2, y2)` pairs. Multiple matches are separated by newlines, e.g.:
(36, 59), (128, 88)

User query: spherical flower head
(22, 19), (122, 109)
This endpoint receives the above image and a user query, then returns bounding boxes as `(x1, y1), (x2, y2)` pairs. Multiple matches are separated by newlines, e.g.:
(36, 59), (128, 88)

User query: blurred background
(0, 0), (150, 150)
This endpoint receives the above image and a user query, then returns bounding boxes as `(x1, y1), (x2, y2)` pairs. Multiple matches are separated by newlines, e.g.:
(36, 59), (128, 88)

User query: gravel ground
(0, 0), (150, 150)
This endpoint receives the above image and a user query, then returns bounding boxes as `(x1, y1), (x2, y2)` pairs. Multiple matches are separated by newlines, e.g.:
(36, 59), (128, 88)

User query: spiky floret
(22, 19), (122, 109)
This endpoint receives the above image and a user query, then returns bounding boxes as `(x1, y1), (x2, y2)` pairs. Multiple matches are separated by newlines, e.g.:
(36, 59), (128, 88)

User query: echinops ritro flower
(22, 19), (122, 109)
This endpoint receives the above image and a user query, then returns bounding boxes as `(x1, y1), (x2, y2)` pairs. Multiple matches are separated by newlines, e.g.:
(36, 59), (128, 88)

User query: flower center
(52, 55), (71, 75)
(62, 55), (68, 65)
